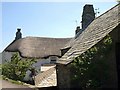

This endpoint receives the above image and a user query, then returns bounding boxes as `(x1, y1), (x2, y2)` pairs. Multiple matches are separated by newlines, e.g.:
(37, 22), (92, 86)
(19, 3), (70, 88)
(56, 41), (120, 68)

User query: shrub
(2, 53), (37, 81)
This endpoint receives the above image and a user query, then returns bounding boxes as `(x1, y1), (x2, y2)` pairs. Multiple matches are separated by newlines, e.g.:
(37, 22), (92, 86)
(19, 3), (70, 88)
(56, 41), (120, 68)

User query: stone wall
(106, 25), (120, 88)
(56, 64), (71, 90)
(56, 25), (120, 89)
(2, 51), (16, 63)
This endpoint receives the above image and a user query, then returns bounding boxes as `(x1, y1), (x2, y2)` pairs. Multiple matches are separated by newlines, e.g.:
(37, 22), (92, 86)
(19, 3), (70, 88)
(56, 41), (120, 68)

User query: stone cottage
(2, 4), (97, 87)
(1, 3), (98, 85)
(56, 4), (120, 89)
(2, 3), (120, 89)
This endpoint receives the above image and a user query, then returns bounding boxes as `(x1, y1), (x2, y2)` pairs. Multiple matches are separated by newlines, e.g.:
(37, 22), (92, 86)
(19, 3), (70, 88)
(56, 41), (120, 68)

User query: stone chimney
(15, 28), (22, 40)
(75, 26), (80, 35)
(75, 4), (95, 38)
(75, 26), (83, 38)
(81, 4), (95, 29)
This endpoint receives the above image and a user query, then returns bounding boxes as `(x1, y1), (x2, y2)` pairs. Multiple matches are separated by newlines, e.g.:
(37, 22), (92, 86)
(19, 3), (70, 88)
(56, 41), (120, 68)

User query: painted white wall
(23, 70), (32, 81)
(0, 53), (2, 64)
(41, 65), (56, 72)
(2, 51), (50, 65)
(2, 51), (15, 63)
(24, 58), (51, 81)
(32, 58), (51, 74)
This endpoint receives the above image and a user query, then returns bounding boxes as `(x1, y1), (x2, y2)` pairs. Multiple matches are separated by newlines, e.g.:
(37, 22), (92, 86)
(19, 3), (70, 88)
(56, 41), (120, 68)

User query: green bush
(2, 53), (37, 81)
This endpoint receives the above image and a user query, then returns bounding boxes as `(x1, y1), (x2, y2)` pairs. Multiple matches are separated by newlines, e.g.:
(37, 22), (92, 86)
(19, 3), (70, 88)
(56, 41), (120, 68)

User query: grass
(1, 75), (25, 85)
(1, 75), (38, 90)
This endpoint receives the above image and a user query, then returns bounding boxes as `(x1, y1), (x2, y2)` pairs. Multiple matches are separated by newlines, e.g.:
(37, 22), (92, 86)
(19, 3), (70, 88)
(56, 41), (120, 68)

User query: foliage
(0, 64), (2, 75)
(2, 53), (37, 81)
(1, 75), (36, 88)
(1, 75), (25, 85)
(70, 35), (112, 88)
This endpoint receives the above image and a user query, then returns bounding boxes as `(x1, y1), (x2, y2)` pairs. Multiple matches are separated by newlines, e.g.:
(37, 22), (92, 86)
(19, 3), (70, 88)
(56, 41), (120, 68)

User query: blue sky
(1, 1), (118, 52)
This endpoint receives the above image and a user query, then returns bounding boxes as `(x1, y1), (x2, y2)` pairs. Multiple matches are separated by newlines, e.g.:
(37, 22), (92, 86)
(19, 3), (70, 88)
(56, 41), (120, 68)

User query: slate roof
(5, 37), (71, 58)
(57, 4), (120, 64)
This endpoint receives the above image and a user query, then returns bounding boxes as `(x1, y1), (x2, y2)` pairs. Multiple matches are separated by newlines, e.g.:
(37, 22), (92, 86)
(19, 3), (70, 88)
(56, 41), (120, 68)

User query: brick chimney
(75, 26), (83, 38)
(75, 26), (80, 35)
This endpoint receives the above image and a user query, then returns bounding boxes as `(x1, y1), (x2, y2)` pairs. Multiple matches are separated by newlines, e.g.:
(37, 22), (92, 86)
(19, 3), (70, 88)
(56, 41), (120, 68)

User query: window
(50, 56), (57, 64)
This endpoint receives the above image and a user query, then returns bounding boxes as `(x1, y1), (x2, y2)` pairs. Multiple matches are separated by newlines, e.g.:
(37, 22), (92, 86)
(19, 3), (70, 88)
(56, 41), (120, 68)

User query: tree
(2, 53), (37, 81)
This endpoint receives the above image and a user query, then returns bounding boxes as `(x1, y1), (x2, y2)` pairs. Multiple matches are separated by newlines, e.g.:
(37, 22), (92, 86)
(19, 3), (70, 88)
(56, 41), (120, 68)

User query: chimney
(75, 26), (83, 39)
(74, 4), (95, 39)
(82, 4), (95, 29)
(75, 26), (80, 35)
(15, 28), (22, 40)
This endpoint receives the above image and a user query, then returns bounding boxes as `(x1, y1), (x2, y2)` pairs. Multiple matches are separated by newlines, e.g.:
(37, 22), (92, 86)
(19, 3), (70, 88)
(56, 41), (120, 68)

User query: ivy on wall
(70, 35), (113, 88)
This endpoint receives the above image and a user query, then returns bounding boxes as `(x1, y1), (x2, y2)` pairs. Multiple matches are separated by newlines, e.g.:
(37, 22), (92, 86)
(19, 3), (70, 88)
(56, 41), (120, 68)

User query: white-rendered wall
(2, 51), (15, 63)
(2, 51), (50, 64)
(32, 58), (51, 73)
(24, 58), (51, 81)
(0, 53), (2, 64)
(41, 65), (56, 72)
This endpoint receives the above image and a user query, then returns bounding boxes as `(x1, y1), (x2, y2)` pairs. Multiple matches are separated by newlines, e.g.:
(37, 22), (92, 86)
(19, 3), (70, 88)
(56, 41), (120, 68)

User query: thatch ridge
(5, 37), (72, 58)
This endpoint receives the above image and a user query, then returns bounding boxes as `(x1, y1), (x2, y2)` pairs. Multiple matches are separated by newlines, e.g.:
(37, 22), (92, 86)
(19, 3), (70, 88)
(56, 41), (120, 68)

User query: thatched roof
(5, 37), (71, 58)
(57, 4), (120, 64)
